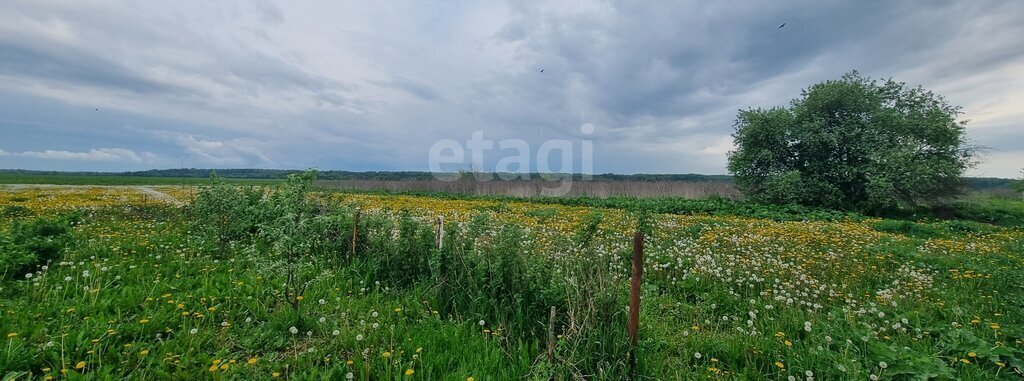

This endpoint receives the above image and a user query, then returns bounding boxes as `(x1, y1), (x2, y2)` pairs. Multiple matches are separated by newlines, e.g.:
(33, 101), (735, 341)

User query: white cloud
(4, 148), (156, 162)
(172, 135), (274, 167)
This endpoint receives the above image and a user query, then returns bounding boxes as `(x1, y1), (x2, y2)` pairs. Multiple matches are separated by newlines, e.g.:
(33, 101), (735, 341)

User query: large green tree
(727, 71), (975, 212)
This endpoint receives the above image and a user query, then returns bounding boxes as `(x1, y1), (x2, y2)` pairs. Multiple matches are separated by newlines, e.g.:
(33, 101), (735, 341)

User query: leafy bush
(1, 213), (78, 282)
(0, 233), (34, 282)
(188, 174), (266, 256)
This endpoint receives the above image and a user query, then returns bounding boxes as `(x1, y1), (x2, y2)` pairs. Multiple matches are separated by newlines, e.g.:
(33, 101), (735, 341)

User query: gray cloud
(0, 0), (1022, 177)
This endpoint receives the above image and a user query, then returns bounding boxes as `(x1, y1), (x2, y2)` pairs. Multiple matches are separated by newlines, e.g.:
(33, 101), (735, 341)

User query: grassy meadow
(0, 179), (1022, 380)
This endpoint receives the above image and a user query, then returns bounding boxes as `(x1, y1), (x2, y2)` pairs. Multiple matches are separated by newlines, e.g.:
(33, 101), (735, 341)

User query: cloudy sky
(1, 1), (1022, 177)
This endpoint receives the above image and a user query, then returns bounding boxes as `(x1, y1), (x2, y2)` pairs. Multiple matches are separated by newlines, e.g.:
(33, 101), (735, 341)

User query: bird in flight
(778, 23), (786, 28)
(539, 69), (544, 73)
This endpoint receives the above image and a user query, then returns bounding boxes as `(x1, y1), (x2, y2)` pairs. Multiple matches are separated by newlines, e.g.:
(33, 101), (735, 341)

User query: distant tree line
(0, 169), (733, 183)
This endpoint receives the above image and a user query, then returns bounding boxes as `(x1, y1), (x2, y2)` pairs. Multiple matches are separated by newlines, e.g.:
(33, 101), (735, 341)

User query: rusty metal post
(351, 208), (360, 256)
(628, 231), (644, 370)
(547, 306), (557, 363)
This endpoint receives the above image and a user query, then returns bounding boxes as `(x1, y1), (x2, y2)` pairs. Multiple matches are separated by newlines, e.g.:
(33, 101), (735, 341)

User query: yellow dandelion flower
(774, 361), (785, 369)
(75, 361), (86, 370)
(272, 371), (281, 377)
(6, 333), (16, 338)
(405, 369), (415, 376)
(139, 319), (150, 324)
(248, 358), (258, 365)
(382, 351), (392, 358)
(140, 349), (150, 356)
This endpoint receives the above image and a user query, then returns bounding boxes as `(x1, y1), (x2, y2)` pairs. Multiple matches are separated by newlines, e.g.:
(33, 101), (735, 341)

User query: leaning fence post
(351, 208), (360, 256)
(547, 306), (557, 363)
(628, 231), (644, 371)
(435, 215), (444, 250)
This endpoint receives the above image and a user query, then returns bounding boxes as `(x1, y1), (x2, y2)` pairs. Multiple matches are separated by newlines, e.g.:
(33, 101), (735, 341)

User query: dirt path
(0, 184), (185, 207)
(134, 186), (184, 207)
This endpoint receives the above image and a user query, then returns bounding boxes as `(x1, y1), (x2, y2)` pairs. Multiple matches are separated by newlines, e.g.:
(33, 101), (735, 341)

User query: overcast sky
(1, 1), (1022, 177)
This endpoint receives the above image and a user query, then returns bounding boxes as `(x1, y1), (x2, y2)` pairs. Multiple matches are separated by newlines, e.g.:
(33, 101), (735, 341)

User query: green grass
(954, 194), (1024, 227)
(1, 183), (1022, 379)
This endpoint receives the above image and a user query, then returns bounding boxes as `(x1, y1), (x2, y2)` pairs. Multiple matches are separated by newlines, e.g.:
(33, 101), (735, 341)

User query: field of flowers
(1, 181), (1022, 380)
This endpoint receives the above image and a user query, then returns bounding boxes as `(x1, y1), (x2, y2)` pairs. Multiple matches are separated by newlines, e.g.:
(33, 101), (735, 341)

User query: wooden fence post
(628, 231), (644, 371)
(547, 306), (557, 363)
(435, 215), (444, 250)
(351, 208), (360, 256)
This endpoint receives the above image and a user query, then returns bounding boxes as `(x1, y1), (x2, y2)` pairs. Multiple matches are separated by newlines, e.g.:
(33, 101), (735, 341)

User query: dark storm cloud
(0, 0), (1021, 176)
(0, 41), (183, 95)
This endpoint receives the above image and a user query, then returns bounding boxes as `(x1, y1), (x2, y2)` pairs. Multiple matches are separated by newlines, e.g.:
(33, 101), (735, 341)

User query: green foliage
(1, 214), (78, 282)
(0, 205), (32, 218)
(0, 233), (34, 283)
(5, 186), (1022, 379)
(188, 174), (266, 256)
(728, 71), (974, 212)
(953, 194), (1024, 227)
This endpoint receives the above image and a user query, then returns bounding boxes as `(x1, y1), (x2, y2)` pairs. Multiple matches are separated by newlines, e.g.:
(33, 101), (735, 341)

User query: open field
(1, 184), (1022, 379)
(317, 179), (740, 199)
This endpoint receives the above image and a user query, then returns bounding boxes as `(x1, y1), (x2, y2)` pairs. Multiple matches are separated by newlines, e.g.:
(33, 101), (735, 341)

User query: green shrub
(188, 174), (266, 256)
(1, 214), (78, 282)
(0, 205), (32, 218)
